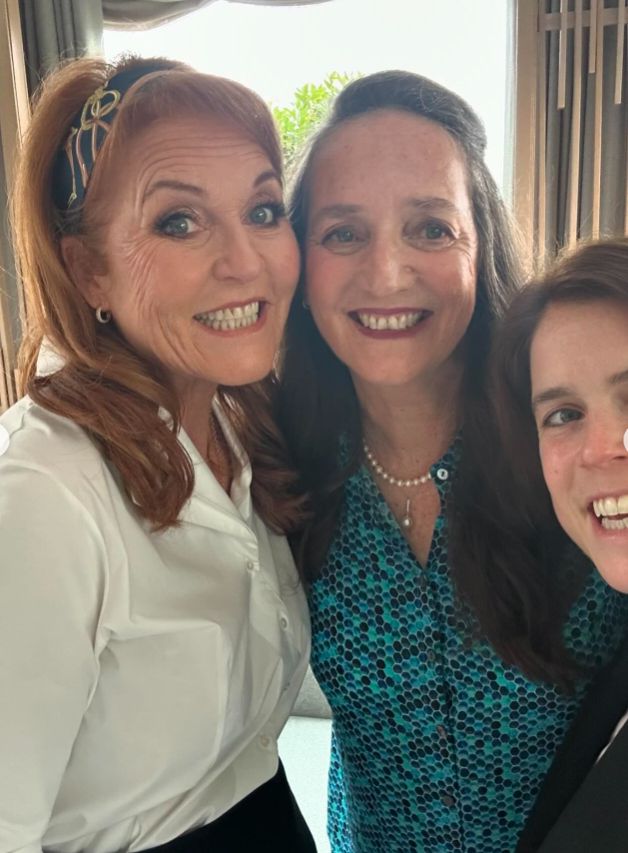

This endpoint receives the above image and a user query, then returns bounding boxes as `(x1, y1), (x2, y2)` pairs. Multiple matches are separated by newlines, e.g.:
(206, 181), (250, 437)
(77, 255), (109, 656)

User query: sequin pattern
(309, 446), (628, 852)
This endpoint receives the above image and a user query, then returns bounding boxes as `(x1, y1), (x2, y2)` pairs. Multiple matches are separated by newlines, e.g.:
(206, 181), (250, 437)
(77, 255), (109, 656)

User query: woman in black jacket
(494, 237), (628, 853)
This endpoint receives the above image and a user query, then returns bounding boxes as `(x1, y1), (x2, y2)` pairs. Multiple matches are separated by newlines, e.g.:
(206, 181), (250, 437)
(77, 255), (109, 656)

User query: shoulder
(1, 395), (103, 468)
(0, 396), (116, 520)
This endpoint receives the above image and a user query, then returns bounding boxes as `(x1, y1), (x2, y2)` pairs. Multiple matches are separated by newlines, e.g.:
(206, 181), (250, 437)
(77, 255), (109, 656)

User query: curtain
(0, 123), (19, 411)
(539, 0), (627, 257)
(20, 0), (104, 94)
(103, 0), (332, 32)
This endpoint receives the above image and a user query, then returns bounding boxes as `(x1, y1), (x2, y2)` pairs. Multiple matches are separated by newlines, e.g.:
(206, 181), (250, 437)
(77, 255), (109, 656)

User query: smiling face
(531, 299), (628, 591)
(304, 109), (478, 394)
(75, 114), (299, 410)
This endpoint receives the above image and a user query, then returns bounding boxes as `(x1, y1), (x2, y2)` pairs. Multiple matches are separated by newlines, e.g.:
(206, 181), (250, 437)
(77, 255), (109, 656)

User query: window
(104, 0), (512, 190)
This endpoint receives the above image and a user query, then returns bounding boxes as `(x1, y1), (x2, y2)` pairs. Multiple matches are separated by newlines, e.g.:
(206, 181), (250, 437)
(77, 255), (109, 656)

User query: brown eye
(324, 227), (356, 244)
(425, 223), (449, 240)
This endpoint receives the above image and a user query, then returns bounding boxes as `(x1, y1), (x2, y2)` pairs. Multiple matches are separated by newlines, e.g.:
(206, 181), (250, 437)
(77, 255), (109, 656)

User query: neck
(176, 378), (217, 459)
(355, 365), (462, 469)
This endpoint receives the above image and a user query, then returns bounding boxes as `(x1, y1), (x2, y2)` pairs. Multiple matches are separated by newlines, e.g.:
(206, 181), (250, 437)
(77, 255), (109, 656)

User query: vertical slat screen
(591, 0), (605, 238)
(516, 1), (628, 267)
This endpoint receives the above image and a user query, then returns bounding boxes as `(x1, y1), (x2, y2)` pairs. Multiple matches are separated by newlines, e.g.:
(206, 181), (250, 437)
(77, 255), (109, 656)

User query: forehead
(531, 300), (628, 385)
(308, 109), (470, 203)
(107, 114), (273, 191)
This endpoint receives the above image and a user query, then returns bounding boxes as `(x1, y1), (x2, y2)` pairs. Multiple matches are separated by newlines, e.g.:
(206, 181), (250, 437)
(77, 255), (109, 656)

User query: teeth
(601, 517), (628, 530)
(196, 301), (260, 331)
(593, 494), (628, 518)
(357, 311), (424, 331)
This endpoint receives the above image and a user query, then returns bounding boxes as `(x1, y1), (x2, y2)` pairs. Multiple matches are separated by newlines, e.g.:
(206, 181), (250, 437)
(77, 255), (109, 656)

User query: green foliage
(272, 72), (358, 174)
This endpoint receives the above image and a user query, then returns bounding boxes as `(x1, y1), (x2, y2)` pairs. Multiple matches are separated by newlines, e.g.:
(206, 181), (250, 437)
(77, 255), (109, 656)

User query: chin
(215, 362), (275, 387)
(594, 560), (628, 594)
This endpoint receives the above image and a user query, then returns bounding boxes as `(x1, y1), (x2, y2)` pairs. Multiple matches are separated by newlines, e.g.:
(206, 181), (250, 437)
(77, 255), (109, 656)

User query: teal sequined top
(309, 446), (628, 852)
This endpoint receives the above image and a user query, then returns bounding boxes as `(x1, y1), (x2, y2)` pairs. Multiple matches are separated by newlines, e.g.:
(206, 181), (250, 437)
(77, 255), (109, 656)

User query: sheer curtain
(103, 0), (332, 31)
(20, 0), (103, 93)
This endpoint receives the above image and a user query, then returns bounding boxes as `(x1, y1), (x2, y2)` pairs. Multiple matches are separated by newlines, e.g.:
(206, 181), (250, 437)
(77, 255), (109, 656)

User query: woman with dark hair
(0, 55), (315, 852)
(277, 71), (628, 852)
(492, 237), (628, 853)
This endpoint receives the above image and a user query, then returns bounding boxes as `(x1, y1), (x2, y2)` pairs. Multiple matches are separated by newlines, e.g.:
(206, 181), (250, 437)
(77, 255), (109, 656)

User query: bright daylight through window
(104, 0), (510, 191)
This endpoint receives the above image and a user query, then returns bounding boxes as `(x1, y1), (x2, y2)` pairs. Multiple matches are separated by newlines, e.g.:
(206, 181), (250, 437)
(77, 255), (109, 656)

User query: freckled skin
(304, 109), (478, 396)
(82, 116), (299, 419)
(531, 301), (628, 592)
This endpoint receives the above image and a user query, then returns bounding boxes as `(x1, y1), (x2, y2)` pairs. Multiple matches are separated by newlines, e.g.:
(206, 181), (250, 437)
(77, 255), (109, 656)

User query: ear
(60, 236), (109, 311)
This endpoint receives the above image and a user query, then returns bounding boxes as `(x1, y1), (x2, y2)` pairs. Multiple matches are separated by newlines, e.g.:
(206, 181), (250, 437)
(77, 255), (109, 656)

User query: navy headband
(52, 65), (167, 212)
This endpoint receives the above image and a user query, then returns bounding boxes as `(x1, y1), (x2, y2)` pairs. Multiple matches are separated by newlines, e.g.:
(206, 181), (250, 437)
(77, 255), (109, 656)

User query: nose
(361, 234), (411, 297)
(580, 414), (628, 468)
(211, 223), (263, 284)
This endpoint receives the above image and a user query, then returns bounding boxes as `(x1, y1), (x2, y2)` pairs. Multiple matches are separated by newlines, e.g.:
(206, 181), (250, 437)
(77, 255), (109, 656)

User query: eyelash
(154, 199), (286, 239)
(420, 221), (454, 240)
(154, 210), (199, 239)
(321, 225), (361, 246)
(541, 407), (583, 428)
(249, 200), (286, 227)
(318, 218), (455, 250)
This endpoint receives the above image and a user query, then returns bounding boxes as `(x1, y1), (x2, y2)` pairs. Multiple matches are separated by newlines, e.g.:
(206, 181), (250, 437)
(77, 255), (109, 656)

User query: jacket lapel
(517, 633), (628, 851)
(537, 716), (628, 852)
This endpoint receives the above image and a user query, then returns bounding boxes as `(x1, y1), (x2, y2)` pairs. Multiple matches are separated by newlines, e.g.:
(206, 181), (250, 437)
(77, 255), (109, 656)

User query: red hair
(13, 55), (306, 534)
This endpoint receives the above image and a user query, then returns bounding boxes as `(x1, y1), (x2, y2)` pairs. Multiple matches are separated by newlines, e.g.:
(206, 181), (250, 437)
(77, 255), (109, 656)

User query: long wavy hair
(277, 70), (588, 686)
(13, 55), (305, 534)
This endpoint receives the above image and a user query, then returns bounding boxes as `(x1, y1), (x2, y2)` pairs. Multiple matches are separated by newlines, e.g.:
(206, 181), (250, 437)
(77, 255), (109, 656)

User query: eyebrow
(608, 368), (628, 387)
(531, 386), (573, 411)
(309, 196), (460, 229)
(531, 369), (628, 410)
(309, 203), (362, 228)
(143, 180), (204, 203)
(142, 169), (280, 204)
(407, 196), (460, 214)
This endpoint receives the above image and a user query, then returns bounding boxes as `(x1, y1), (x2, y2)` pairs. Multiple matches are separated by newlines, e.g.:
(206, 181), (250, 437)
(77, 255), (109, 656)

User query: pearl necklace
(362, 440), (432, 529)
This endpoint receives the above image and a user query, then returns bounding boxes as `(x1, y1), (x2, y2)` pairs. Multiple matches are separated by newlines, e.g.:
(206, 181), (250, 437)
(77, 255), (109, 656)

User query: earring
(623, 428), (628, 452)
(95, 307), (112, 324)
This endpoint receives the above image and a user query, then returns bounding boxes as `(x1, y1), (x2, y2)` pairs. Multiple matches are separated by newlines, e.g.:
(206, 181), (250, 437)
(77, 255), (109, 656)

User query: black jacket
(517, 636), (628, 852)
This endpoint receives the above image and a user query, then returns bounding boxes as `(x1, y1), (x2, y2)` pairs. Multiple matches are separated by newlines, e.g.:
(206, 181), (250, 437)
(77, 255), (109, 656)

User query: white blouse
(0, 395), (310, 853)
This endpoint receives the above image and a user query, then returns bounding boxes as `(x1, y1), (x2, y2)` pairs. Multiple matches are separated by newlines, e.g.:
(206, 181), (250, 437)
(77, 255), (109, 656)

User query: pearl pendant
(401, 498), (413, 529)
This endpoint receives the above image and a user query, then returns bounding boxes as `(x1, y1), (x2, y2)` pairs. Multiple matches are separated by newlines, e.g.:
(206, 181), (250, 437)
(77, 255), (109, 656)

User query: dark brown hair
(276, 70), (590, 686)
(13, 55), (304, 533)
(494, 237), (628, 535)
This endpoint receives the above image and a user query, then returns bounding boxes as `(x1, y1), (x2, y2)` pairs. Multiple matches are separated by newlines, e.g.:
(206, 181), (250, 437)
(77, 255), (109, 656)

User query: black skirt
(141, 762), (317, 852)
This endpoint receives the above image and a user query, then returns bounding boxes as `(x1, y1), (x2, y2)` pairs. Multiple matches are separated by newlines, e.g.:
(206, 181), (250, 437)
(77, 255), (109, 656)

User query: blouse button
(436, 468), (449, 481)
(279, 615), (289, 630)
(258, 734), (272, 749)
(246, 559), (258, 572)
(436, 725), (447, 740)
(441, 794), (455, 808)
(0, 425), (9, 456)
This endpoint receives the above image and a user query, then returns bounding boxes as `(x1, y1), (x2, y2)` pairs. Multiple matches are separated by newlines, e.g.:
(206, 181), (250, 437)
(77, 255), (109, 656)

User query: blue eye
(249, 202), (285, 226)
(544, 408), (583, 427)
(157, 212), (199, 238)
